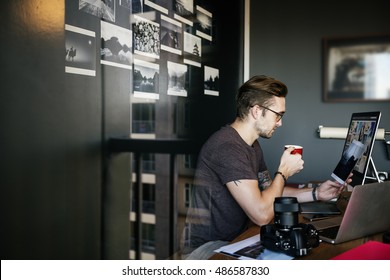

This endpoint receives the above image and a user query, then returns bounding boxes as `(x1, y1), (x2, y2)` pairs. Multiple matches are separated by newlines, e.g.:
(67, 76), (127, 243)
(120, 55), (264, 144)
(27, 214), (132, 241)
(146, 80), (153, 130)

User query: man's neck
(230, 118), (258, 146)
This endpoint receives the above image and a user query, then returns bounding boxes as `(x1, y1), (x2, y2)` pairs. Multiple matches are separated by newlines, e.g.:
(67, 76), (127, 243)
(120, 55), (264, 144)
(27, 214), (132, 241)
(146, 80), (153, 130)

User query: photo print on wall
(133, 15), (161, 59)
(160, 15), (183, 55)
(195, 5), (212, 42)
(204, 65), (219, 96)
(173, 0), (194, 26)
(167, 61), (188, 97)
(144, 0), (169, 15)
(101, 20), (133, 69)
(183, 31), (201, 67)
(133, 58), (160, 99)
(65, 24), (96, 76)
(79, 0), (116, 22)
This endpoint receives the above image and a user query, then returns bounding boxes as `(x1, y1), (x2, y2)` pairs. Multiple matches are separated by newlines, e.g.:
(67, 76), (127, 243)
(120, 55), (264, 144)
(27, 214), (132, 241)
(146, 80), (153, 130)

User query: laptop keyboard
(318, 226), (340, 239)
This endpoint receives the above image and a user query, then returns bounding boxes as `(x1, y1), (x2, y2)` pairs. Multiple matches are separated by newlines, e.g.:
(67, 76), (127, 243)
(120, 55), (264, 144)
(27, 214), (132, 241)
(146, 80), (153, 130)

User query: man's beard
(259, 131), (273, 139)
(256, 124), (275, 139)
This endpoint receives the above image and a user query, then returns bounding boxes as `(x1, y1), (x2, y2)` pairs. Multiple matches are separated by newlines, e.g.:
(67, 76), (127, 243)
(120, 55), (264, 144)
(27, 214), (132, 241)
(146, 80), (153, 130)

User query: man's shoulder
(202, 126), (238, 148)
(209, 125), (237, 141)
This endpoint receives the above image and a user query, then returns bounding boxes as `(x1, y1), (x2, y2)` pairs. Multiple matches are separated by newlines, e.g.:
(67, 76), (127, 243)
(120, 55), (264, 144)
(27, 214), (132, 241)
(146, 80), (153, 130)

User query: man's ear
(251, 105), (261, 120)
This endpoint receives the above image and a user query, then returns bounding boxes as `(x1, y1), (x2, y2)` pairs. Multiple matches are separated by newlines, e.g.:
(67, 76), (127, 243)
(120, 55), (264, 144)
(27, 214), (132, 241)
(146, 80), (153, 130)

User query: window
(184, 183), (193, 208)
(132, 103), (155, 134)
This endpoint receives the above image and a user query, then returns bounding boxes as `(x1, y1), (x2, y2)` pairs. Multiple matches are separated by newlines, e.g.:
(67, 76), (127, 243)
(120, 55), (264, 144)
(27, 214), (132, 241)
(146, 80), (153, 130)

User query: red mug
(285, 145), (303, 155)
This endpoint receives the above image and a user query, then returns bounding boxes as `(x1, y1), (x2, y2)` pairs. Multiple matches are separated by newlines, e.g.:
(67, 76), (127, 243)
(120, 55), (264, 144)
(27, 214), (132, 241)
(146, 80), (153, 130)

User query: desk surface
(210, 191), (385, 260)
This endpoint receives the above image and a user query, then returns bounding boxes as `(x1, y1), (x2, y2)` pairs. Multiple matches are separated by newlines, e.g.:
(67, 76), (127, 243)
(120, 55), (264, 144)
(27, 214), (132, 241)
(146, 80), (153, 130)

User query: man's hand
(278, 147), (304, 178)
(317, 173), (353, 201)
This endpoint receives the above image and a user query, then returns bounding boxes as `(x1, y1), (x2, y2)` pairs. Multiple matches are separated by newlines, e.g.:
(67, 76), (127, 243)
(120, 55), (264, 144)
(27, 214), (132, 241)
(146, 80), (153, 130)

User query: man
(180, 75), (350, 260)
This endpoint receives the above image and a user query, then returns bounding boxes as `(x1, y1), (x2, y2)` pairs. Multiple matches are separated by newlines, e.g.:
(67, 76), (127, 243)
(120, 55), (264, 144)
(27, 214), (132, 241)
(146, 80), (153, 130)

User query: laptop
(308, 181), (390, 244)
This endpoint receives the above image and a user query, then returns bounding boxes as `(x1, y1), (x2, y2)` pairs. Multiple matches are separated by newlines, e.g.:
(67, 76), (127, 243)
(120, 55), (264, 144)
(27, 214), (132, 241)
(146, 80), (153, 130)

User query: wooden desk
(210, 191), (385, 260)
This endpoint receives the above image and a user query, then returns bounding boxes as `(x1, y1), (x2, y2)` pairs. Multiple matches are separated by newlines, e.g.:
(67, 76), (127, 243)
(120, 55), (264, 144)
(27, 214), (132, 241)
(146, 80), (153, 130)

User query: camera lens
(274, 197), (299, 229)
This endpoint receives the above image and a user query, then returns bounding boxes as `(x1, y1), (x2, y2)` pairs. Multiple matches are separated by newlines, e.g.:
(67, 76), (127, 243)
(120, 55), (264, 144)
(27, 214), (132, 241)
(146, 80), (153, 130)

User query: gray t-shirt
(182, 125), (267, 254)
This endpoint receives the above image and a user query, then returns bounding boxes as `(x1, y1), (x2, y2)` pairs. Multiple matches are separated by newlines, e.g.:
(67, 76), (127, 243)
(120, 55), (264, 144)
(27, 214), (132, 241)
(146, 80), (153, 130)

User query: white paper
(214, 234), (293, 260)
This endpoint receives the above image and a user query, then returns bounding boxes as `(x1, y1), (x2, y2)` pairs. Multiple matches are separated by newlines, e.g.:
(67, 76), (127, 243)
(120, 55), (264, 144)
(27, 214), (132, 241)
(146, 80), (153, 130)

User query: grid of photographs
(66, 0), (220, 99)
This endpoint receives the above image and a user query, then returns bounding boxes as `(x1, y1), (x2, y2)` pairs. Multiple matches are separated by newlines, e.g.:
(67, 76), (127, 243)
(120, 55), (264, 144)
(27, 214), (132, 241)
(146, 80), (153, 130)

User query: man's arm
(226, 147), (304, 226)
(283, 178), (350, 202)
(226, 175), (286, 226)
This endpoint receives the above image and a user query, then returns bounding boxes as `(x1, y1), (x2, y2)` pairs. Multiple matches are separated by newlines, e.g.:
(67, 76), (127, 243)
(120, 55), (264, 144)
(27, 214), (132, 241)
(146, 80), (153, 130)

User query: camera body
(260, 197), (320, 257)
(261, 222), (320, 257)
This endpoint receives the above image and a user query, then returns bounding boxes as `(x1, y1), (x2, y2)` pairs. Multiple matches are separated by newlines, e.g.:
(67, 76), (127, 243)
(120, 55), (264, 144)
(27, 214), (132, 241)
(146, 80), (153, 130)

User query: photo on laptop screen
(331, 111), (381, 186)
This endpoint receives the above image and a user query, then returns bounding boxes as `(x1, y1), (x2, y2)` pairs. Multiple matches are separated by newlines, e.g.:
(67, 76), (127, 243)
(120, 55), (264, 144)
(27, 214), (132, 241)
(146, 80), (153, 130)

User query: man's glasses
(257, 105), (284, 122)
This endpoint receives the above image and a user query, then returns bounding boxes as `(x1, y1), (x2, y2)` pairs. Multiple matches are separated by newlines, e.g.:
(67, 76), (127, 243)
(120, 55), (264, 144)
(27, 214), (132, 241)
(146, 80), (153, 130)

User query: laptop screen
(331, 111), (381, 186)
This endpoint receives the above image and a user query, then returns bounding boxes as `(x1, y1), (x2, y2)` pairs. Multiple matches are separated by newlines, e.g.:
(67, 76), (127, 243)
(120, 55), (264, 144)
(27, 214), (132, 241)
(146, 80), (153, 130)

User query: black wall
(0, 0), (244, 259)
(1, 0), (103, 259)
(250, 0), (390, 183)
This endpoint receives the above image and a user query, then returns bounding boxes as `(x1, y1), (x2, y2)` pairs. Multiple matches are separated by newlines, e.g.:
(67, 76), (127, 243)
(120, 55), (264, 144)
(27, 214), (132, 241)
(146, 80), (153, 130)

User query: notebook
(299, 182), (341, 216)
(300, 201), (341, 216)
(308, 181), (390, 244)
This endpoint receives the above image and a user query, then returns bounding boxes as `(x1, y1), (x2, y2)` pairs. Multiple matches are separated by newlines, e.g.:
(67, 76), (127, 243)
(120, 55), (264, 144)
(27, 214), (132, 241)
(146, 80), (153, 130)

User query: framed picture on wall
(322, 34), (390, 102)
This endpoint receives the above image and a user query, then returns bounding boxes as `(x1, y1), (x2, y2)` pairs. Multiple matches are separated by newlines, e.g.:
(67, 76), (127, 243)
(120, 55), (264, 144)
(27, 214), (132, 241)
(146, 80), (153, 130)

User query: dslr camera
(260, 197), (320, 257)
